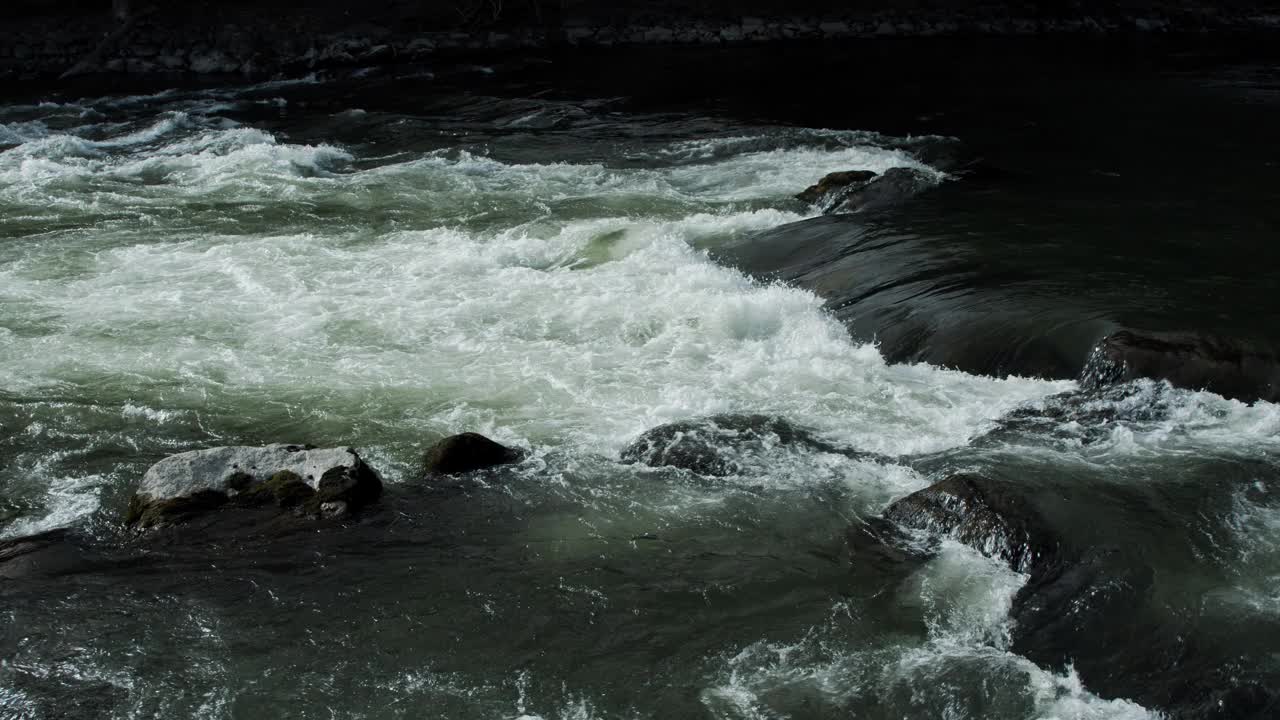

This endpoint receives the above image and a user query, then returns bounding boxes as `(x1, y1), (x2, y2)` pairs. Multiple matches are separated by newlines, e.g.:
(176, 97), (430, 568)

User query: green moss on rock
(225, 471), (256, 492)
(316, 464), (381, 507)
(125, 489), (230, 529)
(263, 470), (315, 508)
(230, 470), (316, 509)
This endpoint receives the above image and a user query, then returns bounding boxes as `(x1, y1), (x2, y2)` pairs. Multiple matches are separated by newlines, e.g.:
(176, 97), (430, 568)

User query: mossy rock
(232, 470), (316, 509)
(128, 445), (386, 529)
(316, 464), (382, 507)
(225, 471), (256, 492)
(125, 489), (230, 530)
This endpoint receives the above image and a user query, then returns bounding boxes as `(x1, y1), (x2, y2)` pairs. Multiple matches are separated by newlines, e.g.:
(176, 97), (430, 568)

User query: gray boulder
(126, 444), (383, 529)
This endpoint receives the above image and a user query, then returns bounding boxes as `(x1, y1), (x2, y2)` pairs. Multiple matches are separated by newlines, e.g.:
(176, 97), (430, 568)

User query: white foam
(0, 210), (1065, 461)
(1015, 380), (1280, 462)
(0, 120), (51, 145)
(0, 472), (103, 539)
(0, 119), (349, 196)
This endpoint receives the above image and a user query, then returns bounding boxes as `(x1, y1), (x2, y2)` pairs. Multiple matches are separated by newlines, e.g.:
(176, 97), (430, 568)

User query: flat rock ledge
(126, 444), (383, 529)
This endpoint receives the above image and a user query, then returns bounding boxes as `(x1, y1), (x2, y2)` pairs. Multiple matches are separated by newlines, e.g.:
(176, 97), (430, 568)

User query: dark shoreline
(4, 1), (1280, 84)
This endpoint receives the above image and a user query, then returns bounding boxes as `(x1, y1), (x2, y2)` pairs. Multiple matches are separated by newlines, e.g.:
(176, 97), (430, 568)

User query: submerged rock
(421, 432), (523, 476)
(0, 529), (97, 579)
(795, 169), (878, 205)
(1082, 330), (1280, 404)
(620, 413), (876, 476)
(871, 470), (1279, 719)
(796, 167), (935, 214)
(831, 167), (935, 213)
(126, 445), (383, 529)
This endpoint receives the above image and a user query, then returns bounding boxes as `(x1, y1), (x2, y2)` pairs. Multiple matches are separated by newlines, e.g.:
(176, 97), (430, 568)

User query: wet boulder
(795, 170), (878, 205)
(1083, 330), (1280, 404)
(831, 167), (936, 213)
(873, 471), (1279, 719)
(421, 432), (524, 476)
(620, 414), (876, 477)
(796, 167), (935, 214)
(975, 382), (1178, 450)
(126, 444), (383, 529)
(897, 137), (1011, 182)
(880, 473), (1057, 574)
(1008, 546), (1279, 720)
(0, 529), (97, 579)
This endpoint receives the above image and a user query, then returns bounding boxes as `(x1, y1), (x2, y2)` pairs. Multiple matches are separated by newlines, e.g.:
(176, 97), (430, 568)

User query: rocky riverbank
(4, 1), (1280, 80)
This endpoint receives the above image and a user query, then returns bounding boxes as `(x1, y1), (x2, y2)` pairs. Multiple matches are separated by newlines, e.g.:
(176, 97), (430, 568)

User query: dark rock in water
(0, 529), (96, 579)
(125, 489), (230, 529)
(1009, 545), (1154, 667)
(974, 382), (1180, 449)
(126, 445), (383, 529)
(421, 432), (523, 476)
(317, 462), (383, 517)
(831, 167), (935, 213)
(899, 136), (968, 173)
(795, 170), (878, 205)
(1013, 547), (1276, 720)
(620, 413), (878, 476)
(881, 473), (1057, 574)
(714, 214), (1110, 381)
(896, 137), (1011, 182)
(234, 470), (317, 509)
(873, 469), (1280, 719)
(796, 167), (935, 214)
(1083, 330), (1280, 403)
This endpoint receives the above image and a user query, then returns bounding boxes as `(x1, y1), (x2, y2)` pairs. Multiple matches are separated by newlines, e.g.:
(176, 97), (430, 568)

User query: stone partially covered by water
(0, 529), (97, 579)
(795, 166), (936, 213)
(126, 444), (383, 528)
(420, 432), (524, 476)
(619, 413), (879, 476)
(867, 463), (1280, 720)
(794, 169), (878, 204)
(879, 472), (1056, 574)
(1082, 329), (1280, 404)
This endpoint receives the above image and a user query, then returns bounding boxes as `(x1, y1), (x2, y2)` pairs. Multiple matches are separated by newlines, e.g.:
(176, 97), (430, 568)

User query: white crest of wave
(0, 120), (52, 145)
(0, 472), (103, 540)
(0, 117), (351, 191)
(382, 136), (938, 207)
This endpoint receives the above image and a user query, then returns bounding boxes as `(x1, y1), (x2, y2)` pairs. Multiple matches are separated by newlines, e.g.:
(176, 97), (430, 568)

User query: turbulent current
(1, 47), (1279, 720)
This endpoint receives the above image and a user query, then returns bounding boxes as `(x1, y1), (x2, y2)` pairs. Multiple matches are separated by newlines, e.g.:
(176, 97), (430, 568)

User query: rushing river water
(1, 39), (1279, 719)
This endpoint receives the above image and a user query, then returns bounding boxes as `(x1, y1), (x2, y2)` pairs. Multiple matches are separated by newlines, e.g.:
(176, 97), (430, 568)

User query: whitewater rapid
(3, 78), (1278, 720)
